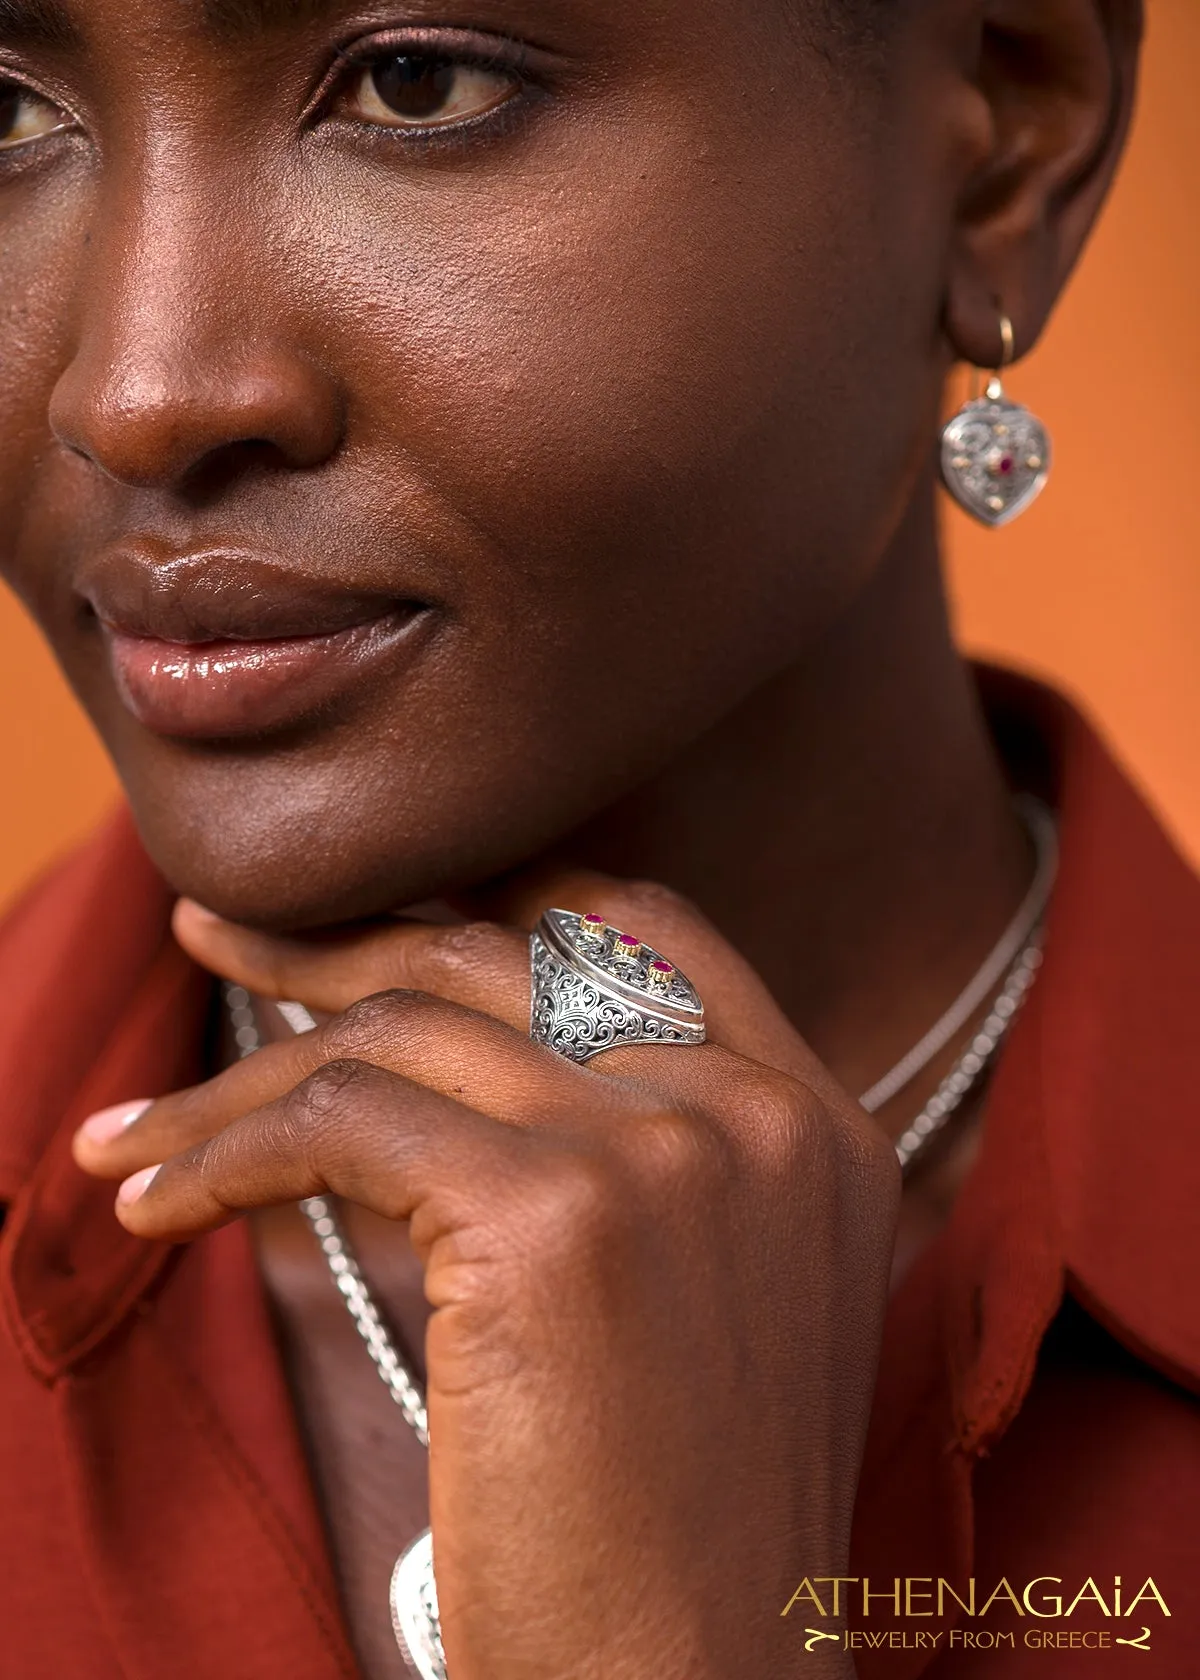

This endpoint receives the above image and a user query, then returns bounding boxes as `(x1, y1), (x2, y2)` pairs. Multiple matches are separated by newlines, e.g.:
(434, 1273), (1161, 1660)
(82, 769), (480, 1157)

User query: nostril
(48, 352), (344, 492)
(176, 436), (336, 507)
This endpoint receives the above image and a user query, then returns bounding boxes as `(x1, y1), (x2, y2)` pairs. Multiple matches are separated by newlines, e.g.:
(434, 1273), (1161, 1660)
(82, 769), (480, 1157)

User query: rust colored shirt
(1, 673), (1198, 1678)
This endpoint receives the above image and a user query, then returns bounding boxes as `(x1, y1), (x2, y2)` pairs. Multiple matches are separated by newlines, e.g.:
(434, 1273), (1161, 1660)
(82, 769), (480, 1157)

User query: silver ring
(529, 908), (706, 1064)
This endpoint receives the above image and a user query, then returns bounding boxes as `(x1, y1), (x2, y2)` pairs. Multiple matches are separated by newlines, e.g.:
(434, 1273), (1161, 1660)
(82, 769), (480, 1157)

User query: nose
(49, 192), (344, 490)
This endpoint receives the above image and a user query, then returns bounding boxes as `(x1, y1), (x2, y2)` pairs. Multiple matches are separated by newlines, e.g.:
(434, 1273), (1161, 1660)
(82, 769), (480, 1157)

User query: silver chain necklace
(866, 795), (1057, 1170)
(228, 987), (447, 1679)
(224, 799), (1057, 1678)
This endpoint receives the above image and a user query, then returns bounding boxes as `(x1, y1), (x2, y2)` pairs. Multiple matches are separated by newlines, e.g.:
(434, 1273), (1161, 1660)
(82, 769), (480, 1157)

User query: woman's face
(0, 0), (953, 925)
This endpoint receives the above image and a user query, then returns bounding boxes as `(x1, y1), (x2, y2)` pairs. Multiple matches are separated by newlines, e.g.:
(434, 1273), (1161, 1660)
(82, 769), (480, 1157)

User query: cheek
(308, 108), (923, 698)
(0, 165), (92, 613)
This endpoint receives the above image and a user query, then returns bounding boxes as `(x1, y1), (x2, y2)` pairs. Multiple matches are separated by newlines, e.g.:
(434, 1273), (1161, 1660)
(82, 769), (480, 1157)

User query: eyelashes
(318, 30), (540, 149)
(339, 56), (520, 133)
(0, 29), (545, 181)
(0, 80), (75, 153)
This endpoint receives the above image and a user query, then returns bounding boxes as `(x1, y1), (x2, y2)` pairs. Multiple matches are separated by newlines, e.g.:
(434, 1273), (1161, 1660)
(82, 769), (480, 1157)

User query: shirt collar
(944, 668), (1200, 1455)
(0, 808), (206, 1381)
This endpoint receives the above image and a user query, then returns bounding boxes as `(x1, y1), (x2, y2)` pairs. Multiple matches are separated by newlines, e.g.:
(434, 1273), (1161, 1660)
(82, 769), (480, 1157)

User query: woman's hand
(73, 872), (898, 1680)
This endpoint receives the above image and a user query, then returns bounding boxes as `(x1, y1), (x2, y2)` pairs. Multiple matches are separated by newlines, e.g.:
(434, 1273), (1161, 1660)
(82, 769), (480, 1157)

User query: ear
(943, 0), (1144, 368)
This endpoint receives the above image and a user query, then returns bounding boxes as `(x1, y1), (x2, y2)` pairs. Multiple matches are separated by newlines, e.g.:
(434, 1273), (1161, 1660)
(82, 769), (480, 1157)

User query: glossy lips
(81, 546), (434, 740)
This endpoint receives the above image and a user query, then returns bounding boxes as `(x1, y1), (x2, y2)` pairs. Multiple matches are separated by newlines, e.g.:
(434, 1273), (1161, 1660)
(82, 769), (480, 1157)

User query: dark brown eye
(342, 54), (519, 131)
(0, 83), (72, 150)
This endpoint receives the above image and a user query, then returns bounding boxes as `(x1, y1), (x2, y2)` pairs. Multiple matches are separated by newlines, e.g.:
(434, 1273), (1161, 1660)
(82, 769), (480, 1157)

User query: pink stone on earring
(612, 933), (642, 962)
(578, 913), (607, 941)
(648, 960), (676, 986)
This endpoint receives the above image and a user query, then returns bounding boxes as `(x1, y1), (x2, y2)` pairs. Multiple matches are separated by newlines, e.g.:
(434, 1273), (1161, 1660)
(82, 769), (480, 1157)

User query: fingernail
(78, 1100), (153, 1145)
(177, 899), (221, 925)
(117, 1165), (162, 1207)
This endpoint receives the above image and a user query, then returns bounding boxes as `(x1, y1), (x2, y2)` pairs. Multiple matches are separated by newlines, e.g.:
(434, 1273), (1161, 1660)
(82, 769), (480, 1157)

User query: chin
(88, 632), (717, 929)
(112, 737), (562, 933)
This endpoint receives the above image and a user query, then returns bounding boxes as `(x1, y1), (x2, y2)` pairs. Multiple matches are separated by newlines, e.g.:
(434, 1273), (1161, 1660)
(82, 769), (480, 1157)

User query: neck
(550, 491), (1032, 1119)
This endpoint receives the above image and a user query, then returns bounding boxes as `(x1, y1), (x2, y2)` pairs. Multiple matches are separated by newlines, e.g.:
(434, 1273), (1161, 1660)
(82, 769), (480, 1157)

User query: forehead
(0, 0), (763, 59)
(0, 0), (356, 48)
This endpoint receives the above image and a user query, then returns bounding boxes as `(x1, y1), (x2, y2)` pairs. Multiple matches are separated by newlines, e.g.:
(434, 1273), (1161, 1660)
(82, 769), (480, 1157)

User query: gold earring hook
(968, 311), (1017, 402)
(985, 313), (1016, 401)
(997, 313), (1016, 368)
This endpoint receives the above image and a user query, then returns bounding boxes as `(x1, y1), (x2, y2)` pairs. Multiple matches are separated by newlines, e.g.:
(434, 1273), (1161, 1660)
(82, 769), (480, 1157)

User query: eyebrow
(198, 0), (342, 43)
(0, 0), (345, 53)
(0, 0), (80, 48)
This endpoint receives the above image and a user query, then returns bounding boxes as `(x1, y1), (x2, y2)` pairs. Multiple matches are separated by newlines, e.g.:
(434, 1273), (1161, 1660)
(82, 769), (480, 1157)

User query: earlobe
(943, 0), (1143, 369)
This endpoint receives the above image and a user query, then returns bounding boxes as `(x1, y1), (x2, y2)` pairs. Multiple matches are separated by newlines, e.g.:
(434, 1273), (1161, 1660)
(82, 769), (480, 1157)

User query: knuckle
(323, 988), (429, 1056)
(294, 1055), (386, 1128)
(194, 1125), (260, 1198)
(607, 878), (695, 929)
(422, 920), (511, 978)
(845, 1110), (903, 1197)
(726, 1071), (815, 1167)
(623, 1106), (728, 1192)
(728, 1070), (898, 1195)
(749, 1073), (899, 1201)
(520, 1146), (623, 1256)
(256, 943), (295, 998)
(158, 1082), (210, 1136)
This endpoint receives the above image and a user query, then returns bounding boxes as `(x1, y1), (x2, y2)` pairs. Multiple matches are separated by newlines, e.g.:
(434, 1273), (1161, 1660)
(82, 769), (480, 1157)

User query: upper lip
(78, 541), (421, 644)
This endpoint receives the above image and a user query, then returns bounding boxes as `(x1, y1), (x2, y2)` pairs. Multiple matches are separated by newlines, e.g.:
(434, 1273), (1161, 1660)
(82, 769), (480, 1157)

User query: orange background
(3, 1), (1198, 909)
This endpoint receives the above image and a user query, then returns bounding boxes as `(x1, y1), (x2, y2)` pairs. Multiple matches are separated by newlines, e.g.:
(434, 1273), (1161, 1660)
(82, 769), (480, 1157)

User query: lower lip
(104, 610), (429, 739)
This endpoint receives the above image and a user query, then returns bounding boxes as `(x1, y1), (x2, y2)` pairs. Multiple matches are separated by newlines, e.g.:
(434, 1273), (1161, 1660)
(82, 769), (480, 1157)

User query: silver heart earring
(940, 313), (1051, 528)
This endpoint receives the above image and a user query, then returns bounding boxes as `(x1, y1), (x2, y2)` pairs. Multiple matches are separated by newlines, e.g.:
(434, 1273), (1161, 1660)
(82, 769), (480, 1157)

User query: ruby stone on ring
(529, 908), (706, 1063)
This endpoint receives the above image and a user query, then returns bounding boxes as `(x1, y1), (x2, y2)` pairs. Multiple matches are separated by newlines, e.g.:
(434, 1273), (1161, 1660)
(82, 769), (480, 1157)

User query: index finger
(174, 900), (532, 1030)
(174, 873), (832, 1089)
